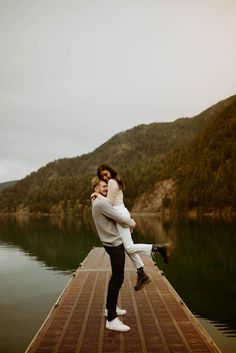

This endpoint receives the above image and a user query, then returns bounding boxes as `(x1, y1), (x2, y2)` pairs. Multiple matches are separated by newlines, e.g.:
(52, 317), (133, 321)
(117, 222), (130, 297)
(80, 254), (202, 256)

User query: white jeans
(114, 204), (152, 270)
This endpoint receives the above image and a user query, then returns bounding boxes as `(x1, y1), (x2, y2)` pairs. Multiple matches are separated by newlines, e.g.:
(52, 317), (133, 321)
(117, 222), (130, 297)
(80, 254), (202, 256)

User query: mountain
(0, 180), (18, 192)
(171, 96), (236, 213)
(0, 95), (235, 215)
(133, 95), (236, 214)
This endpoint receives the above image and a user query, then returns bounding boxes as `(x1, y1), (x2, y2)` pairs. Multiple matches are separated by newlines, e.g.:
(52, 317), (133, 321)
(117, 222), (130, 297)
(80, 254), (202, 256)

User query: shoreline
(0, 207), (236, 222)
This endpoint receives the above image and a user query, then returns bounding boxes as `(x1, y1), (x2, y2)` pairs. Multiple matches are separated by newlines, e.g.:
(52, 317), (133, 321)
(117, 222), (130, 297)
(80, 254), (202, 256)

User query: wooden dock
(25, 248), (221, 353)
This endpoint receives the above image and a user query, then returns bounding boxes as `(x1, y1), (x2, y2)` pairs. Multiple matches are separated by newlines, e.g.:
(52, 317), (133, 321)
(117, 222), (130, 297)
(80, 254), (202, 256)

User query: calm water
(0, 214), (235, 353)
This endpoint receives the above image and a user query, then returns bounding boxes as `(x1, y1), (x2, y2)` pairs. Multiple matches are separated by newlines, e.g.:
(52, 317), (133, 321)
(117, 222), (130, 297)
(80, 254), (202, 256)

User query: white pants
(114, 205), (152, 270)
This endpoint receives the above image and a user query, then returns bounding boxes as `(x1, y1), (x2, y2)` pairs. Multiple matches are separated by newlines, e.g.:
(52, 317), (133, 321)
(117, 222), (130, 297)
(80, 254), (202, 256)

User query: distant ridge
(0, 180), (18, 193)
(0, 95), (235, 216)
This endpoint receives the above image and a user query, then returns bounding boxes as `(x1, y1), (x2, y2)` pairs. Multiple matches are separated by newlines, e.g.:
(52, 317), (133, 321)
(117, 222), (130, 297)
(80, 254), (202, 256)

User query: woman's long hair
(97, 163), (125, 190)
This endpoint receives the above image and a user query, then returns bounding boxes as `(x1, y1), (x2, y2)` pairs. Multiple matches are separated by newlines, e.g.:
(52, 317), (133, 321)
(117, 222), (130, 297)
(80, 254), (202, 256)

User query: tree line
(0, 95), (235, 215)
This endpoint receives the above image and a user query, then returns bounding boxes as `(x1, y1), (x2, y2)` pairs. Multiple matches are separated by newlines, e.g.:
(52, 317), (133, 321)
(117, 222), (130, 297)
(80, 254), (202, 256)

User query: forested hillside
(164, 97), (236, 212)
(135, 95), (236, 214)
(0, 95), (235, 215)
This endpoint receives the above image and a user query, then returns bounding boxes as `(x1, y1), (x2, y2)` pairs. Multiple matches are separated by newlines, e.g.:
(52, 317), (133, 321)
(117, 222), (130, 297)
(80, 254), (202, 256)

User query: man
(91, 177), (134, 332)
(91, 177), (171, 332)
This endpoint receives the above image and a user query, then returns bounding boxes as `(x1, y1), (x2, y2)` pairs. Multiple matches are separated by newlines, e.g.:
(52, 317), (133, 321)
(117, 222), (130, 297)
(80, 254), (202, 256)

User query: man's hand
(130, 218), (136, 232)
(90, 192), (99, 202)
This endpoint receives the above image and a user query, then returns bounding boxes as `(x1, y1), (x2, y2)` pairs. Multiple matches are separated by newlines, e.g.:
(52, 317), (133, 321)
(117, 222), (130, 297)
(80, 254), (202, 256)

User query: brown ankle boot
(134, 271), (151, 291)
(153, 243), (172, 264)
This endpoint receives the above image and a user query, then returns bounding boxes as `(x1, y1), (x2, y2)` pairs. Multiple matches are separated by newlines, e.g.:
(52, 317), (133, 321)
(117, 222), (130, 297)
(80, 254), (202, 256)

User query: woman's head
(97, 164), (116, 182)
(97, 164), (124, 190)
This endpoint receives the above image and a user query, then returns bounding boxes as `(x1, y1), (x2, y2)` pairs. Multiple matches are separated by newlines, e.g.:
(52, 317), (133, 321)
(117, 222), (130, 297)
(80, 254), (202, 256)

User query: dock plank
(25, 248), (221, 353)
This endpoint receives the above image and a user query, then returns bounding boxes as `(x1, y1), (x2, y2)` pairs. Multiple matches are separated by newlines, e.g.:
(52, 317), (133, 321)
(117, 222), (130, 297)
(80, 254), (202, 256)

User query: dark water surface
(0, 215), (235, 353)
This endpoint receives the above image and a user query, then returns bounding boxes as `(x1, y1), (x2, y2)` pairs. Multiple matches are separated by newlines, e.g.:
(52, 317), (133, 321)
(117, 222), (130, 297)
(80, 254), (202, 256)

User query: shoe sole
(134, 277), (151, 291)
(105, 325), (130, 332)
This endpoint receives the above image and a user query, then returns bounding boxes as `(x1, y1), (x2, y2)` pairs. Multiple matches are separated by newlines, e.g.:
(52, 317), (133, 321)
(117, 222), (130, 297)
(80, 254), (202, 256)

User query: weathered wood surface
(25, 247), (221, 353)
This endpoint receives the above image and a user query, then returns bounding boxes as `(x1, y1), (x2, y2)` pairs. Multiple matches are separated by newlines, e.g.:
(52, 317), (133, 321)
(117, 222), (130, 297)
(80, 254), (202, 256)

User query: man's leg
(104, 244), (125, 322)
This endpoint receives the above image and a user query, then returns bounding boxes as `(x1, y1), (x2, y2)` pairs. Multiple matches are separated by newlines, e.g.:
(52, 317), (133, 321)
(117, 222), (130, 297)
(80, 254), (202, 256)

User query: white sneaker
(106, 317), (130, 332)
(104, 306), (127, 317)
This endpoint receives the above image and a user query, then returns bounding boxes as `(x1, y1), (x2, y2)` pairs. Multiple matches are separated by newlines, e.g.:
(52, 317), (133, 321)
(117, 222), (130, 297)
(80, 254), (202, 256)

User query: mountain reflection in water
(0, 214), (235, 353)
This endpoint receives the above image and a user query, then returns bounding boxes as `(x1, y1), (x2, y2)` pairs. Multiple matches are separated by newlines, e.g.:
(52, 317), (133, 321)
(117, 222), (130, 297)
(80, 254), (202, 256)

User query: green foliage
(0, 95), (235, 214)
(170, 99), (236, 212)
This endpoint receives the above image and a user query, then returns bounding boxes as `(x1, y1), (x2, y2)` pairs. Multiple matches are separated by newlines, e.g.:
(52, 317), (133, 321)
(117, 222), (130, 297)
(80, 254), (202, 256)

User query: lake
(0, 214), (235, 353)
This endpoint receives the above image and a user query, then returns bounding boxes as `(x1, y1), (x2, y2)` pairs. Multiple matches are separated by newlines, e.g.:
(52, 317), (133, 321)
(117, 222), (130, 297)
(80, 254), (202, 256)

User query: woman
(93, 163), (171, 291)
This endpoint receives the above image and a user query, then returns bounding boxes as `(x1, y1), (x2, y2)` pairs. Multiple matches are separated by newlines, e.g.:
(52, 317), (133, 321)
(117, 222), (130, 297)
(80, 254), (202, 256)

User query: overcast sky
(1, 0), (235, 182)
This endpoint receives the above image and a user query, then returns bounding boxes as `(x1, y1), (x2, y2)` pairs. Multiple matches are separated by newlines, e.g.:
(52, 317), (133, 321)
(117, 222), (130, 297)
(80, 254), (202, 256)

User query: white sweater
(107, 179), (124, 206)
(92, 197), (132, 247)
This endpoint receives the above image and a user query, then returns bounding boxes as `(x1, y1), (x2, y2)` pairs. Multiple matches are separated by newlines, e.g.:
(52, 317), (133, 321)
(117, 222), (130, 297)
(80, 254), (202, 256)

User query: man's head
(91, 176), (108, 197)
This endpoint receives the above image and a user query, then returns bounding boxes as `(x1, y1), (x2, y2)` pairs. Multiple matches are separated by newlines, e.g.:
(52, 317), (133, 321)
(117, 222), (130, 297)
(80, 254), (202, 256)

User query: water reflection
(0, 214), (236, 353)
(134, 214), (176, 244)
(166, 218), (236, 334)
(0, 214), (100, 273)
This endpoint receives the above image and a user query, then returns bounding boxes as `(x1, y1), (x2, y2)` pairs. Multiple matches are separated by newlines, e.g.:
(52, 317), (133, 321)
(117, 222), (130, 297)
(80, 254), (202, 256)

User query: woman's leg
(114, 205), (154, 290)
(114, 205), (152, 266)
(116, 222), (152, 268)
(117, 224), (144, 269)
(115, 222), (151, 291)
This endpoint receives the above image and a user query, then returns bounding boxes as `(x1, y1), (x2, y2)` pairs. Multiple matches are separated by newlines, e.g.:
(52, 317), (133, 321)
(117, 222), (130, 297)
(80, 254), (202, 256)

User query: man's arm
(94, 198), (135, 228)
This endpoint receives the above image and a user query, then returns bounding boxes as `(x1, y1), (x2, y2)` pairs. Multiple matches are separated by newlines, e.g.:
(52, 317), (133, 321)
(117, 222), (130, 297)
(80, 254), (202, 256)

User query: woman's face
(100, 169), (111, 182)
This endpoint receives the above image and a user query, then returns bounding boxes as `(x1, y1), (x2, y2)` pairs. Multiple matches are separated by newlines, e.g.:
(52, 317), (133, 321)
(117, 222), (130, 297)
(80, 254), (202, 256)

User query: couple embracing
(91, 164), (171, 332)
